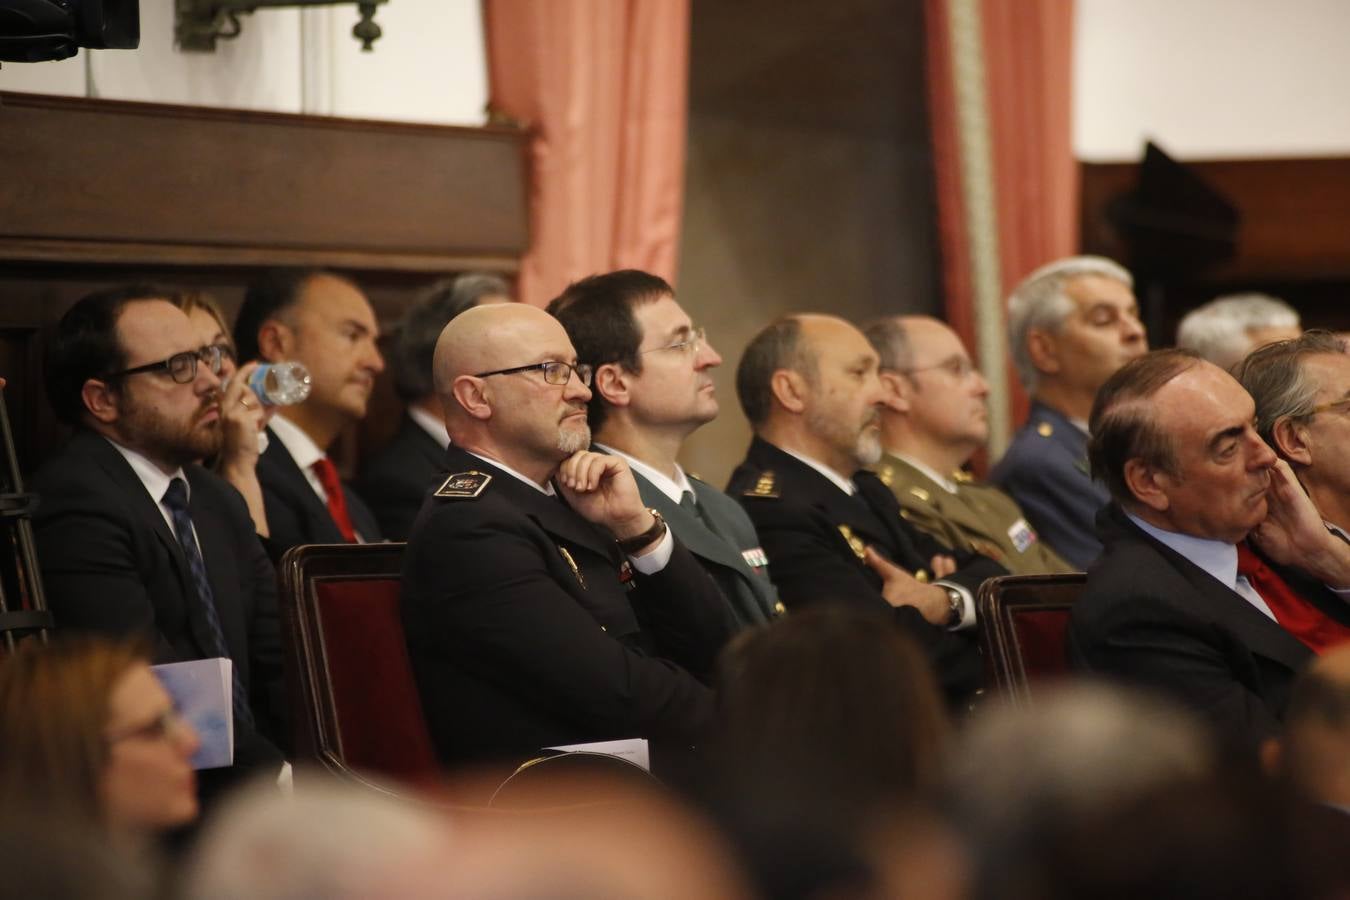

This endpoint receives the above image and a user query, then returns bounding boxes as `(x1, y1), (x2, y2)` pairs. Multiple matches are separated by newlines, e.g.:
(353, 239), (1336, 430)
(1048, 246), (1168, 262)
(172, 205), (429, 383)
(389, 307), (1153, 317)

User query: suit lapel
(853, 470), (927, 570)
(262, 430), (343, 542)
(635, 472), (744, 573)
(188, 472), (248, 663)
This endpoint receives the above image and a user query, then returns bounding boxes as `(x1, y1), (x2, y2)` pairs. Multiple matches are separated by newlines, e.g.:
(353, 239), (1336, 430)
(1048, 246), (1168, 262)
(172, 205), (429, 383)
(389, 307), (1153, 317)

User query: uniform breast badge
(558, 546), (586, 589)
(837, 524), (867, 561)
(434, 470), (493, 499)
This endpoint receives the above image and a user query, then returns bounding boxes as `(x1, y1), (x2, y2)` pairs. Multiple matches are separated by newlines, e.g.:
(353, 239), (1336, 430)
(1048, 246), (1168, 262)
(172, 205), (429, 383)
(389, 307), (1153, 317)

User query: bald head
(433, 303), (571, 395)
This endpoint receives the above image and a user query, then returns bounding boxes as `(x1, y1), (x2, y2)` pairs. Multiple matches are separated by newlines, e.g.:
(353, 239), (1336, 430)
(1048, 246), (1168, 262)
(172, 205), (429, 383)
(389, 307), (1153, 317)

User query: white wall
(1074, 0), (1350, 161)
(0, 0), (487, 126)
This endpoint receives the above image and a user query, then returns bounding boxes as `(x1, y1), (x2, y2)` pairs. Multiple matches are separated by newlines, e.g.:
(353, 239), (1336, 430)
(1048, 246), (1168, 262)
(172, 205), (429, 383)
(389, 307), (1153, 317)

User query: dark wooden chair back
(976, 573), (1087, 704)
(278, 543), (439, 791)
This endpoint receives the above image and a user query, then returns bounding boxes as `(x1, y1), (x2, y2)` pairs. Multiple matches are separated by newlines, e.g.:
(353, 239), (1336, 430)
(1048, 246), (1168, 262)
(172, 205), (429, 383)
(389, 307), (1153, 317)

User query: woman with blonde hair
(0, 637), (201, 839)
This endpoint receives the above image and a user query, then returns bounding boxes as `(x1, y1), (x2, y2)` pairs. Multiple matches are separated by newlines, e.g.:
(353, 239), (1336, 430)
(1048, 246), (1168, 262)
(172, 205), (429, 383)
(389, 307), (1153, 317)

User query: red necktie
(1236, 543), (1350, 654)
(311, 457), (357, 543)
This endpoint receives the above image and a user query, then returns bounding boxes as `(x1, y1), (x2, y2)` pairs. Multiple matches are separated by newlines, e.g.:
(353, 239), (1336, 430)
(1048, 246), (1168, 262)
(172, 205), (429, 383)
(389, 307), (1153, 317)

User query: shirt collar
(1068, 416), (1091, 435)
(782, 448), (856, 496)
(594, 443), (691, 504)
(268, 413), (326, 470)
(407, 406), (450, 450)
(1126, 511), (1238, 590)
(463, 449), (555, 496)
(893, 452), (959, 494)
(105, 437), (187, 505)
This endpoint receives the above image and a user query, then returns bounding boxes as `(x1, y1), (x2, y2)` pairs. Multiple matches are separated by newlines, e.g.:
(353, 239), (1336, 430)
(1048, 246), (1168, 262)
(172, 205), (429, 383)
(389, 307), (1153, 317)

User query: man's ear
(80, 378), (120, 425)
(1271, 416), (1313, 467)
(451, 375), (492, 421)
(1026, 328), (1061, 377)
(256, 319), (294, 363)
(769, 369), (808, 415)
(878, 370), (912, 414)
(593, 362), (631, 409)
(1123, 458), (1171, 513)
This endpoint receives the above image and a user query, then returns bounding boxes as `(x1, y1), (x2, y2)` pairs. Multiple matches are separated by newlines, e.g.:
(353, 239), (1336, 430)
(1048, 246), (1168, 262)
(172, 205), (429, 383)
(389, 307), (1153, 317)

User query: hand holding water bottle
(246, 362), (312, 406)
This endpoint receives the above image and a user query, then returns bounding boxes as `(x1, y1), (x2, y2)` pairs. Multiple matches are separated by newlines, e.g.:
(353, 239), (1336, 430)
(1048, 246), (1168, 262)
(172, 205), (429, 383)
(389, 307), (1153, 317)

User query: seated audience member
(1236, 331), (1350, 543)
(233, 268), (384, 553)
(945, 683), (1214, 900)
(33, 286), (285, 789)
(549, 270), (781, 632)
(990, 256), (1146, 569)
(171, 290), (272, 536)
(184, 779), (453, 900)
(1266, 645), (1350, 814)
(401, 303), (734, 768)
(0, 638), (201, 841)
(864, 315), (1075, 575)
(357, 272), (512, 539)
(1177, 292), (1302, 372)
(709, 607), (951, 900)
(1068, 349), (1350, 754)
(726, 315), (1004, 705)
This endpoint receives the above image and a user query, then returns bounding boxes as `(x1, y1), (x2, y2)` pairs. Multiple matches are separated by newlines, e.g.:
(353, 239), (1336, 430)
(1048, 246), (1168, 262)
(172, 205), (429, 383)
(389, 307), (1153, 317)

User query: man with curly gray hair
(989, 256), (1146, 569)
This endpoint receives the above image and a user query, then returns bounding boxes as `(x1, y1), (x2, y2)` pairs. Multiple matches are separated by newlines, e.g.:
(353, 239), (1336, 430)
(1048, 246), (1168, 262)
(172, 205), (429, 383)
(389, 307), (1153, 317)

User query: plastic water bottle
(246, 362), (312, 406)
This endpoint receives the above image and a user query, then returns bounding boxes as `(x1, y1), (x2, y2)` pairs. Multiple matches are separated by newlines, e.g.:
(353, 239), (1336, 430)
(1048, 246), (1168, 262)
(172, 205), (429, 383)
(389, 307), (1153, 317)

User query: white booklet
(152, 658), (234, 770)
(545, 737), (650, 772)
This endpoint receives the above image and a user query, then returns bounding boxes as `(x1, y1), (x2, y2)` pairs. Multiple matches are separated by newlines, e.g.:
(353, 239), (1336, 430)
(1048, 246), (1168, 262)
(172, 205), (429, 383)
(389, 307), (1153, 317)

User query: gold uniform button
(774, 602), (786, 615)
(1037, 422), (1054, 437)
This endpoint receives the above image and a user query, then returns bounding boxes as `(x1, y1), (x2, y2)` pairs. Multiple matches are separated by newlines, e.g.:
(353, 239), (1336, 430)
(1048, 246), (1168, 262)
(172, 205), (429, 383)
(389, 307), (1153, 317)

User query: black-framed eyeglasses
(641, 326), (707, 357)
(106, 707), (186, 745)
(105, 345), (225, 384)
(473, 360), (593, 387)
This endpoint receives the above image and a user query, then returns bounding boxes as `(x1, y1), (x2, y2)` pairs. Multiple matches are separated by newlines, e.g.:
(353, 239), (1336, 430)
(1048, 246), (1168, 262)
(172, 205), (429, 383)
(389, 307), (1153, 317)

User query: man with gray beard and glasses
(401, 303), (734, 770)
(726, 315), (1004, 705)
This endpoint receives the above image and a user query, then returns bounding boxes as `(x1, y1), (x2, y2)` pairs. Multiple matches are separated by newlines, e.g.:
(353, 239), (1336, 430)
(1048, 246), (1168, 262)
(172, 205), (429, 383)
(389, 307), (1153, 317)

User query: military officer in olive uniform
(727, 314), (1006, 706)
(549, 270), (781, 632)
(401, 303), (734, 769)
(989, 255), (1147, 569)
(863, 315), (1074, 575)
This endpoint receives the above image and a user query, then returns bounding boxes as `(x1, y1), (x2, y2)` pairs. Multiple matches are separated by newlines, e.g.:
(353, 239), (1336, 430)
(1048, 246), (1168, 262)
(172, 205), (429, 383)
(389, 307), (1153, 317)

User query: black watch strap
(617, 508), (667, 554)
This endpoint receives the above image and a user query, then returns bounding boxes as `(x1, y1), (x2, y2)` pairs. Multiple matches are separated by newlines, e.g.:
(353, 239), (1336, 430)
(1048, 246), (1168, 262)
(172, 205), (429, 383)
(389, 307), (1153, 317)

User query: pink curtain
(483, 0), (690, 308)
(925, 0), (1077, 433)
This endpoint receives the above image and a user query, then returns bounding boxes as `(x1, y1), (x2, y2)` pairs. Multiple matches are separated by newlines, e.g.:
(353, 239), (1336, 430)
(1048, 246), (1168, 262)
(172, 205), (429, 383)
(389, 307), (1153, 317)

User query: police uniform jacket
(874, 453), (1075, 576)
(726, 437), (1005, 704)
(989, 400), (1109, 570)
(32, 430), (285, 785)
(257, 426), (382, 557)
(629, 467), (782, 632)
(1068, 504), (1350, 754)
(356, 413), (446, 541)
(401, 446), (736, 767)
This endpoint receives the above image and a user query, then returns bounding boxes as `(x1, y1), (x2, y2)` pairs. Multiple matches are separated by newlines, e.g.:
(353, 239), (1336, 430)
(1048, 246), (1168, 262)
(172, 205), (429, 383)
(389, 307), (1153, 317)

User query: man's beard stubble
(556, 421), (591, 455)
(120, 389), (223, 468)
(807, 406), (882, 469)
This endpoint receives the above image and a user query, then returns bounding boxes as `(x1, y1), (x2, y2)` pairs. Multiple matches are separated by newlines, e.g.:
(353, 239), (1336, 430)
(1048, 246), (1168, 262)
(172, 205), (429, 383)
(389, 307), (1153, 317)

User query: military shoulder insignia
(1036, 422), (1054, 438)
(434, 470), (492, 499)
(743, 471), (779, 498)
(558, 546), (586, 589)
(838, 524), (867, 561)
(908, 486), (930, 503)
(877, 464), (894, 487)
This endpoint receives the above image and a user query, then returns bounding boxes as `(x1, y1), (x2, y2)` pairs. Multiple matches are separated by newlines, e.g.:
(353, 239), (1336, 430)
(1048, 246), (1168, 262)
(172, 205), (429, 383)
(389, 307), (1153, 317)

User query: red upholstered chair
(976, 573), (1086, 705)
(278, 543), (440, 792)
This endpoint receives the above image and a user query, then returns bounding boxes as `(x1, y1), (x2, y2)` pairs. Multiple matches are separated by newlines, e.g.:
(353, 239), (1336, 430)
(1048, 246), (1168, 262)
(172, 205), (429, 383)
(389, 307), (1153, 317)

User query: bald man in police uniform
(727, 315), (1006, 706)
(865, 316), (1073, 575)
(401, 303), (734, 770)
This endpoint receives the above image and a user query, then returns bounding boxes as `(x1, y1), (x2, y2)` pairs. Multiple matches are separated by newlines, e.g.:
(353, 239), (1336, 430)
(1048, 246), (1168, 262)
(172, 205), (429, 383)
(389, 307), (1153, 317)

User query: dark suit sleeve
(259, 477), (309, 561)
(628, 540), (736, 680)
(745, 499), (982, 703)
(405, 506), (716, 742)
(1069, 592), (1282, 751)
(33, 475), (167, 652)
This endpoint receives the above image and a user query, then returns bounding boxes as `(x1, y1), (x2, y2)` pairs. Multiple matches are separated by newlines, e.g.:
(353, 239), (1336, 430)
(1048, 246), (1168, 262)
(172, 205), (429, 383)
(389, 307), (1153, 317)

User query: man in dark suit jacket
(233, 268), (385, 554)
(34, 286), (285, 794)
(725, 315), (1006, 705)
(402, 302), (734, 768)
(358, 273), (512, 539)
(549, 270), (780, 632)
(1069, 349), (1350, 754)
(990, 256), (1146, 569)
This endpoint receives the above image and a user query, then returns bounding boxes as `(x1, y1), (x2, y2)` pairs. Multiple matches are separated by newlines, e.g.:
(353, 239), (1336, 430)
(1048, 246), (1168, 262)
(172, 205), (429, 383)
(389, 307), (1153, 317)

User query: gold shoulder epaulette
(744, 471), (779, 498)
(434, 470), (493, 499)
